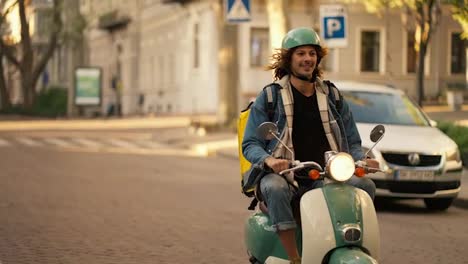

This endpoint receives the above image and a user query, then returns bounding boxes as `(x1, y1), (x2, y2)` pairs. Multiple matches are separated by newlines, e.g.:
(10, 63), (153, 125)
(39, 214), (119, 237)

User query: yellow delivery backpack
(237, 84), (277, 197)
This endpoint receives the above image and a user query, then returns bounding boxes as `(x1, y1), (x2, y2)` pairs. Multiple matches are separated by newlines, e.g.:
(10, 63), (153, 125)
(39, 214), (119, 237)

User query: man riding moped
(242, 27), (379, 264)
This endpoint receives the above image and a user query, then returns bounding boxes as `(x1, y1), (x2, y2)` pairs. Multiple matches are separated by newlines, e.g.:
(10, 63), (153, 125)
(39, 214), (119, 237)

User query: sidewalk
(0, 114), (218, 131)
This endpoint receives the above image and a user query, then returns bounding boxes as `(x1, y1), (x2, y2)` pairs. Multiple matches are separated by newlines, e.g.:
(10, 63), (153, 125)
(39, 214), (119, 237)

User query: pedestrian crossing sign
(225, 0), (251, 23)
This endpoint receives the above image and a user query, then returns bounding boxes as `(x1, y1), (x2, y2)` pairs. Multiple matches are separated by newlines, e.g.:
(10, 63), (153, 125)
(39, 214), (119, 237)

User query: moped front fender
(328, 247), (378, 264)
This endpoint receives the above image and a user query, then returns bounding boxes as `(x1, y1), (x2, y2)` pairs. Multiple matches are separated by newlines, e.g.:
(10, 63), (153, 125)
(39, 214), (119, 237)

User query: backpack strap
(263, 83), (280, 121)
(247, 197), (258, 210)
(316, 88), (339, 152)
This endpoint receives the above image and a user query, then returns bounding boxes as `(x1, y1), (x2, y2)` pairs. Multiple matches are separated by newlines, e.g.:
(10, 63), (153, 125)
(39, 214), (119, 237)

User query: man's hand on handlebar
(365, 158), (380, 173)
(264, 157), (290, 174)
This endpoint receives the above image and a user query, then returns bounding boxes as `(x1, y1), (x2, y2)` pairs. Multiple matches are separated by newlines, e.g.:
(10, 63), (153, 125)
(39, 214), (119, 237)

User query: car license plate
(394, 170), (435, 181)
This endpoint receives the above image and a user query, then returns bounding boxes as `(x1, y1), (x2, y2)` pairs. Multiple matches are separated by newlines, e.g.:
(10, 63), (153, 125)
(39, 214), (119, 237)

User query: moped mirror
(364, 124), (385, 158)
(370, 124), (385, 142)
(256, 122), (294, 156)
(256, 122), (278, 140)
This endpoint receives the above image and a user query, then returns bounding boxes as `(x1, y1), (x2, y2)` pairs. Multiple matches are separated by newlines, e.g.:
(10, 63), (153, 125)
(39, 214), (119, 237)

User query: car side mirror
(429, 119), (438, 127)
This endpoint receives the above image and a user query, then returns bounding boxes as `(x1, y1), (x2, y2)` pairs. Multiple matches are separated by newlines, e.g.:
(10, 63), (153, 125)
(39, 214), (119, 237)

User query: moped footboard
(245, 212), (288, 263)
(300, 184), (380, 263)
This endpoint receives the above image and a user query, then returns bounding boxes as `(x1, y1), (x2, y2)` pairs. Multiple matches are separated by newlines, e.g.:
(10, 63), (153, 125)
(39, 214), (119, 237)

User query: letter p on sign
(324, 17), (345, 39)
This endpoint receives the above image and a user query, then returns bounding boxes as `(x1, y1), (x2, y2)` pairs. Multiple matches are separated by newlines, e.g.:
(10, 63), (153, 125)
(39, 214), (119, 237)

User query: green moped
(245, 122), (385, 264)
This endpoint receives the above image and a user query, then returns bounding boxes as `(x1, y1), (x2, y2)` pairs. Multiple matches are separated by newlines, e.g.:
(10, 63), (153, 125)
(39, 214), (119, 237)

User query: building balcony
(98, 10), (131, 31)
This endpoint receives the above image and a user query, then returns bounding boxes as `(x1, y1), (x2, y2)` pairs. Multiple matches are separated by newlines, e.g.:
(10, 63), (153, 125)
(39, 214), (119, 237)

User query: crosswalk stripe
(43, 138), (74, 148)
(16, 137), (43, 147)
(107, 138), (138, 148)
(72, 138), (102, 148)
(0, 138), (11, 146)
(2, 137), (191, 155)
(136, 140), (170, 149)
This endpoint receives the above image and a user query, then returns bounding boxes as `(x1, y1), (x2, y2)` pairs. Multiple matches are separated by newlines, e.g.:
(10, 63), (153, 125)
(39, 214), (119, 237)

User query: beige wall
(81, 0), (220, 115)
(79, 0), (465, 116)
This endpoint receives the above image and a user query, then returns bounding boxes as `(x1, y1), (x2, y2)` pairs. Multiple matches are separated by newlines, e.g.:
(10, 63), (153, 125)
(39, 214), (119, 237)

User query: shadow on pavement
(453, 198), (468, 209)
(374, 197), (461, 214)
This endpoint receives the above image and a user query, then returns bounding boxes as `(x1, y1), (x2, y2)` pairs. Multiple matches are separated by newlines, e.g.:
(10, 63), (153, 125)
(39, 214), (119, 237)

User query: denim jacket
(242, 78), (365, 169)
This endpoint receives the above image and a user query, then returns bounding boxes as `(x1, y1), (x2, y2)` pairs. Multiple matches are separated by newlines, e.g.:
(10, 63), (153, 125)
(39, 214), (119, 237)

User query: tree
(449, 0), (467, 39)
(0, 1), (13, 109)
(266, 0), (290, 51)
(0, 0), (63, 108)
(449, 0), (467, 88)
(352, 0), (442, 106)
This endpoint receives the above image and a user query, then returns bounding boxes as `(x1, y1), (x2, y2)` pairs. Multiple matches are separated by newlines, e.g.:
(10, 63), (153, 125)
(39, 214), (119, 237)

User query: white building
(79, 0), (466, 117)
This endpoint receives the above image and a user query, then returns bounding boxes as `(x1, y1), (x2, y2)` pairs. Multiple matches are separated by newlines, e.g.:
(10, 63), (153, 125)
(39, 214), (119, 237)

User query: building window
(35, 8), (52, 38)
(360, 31), (380, 72)
(250, 27), (269, 67)
(407, 31), (417, 73)
(194, 23), (199, 68)
(451, 32), (466, 74)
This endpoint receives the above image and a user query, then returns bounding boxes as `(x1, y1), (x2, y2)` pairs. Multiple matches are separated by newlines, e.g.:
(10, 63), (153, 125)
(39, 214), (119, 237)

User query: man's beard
(291, 70), (313, 82)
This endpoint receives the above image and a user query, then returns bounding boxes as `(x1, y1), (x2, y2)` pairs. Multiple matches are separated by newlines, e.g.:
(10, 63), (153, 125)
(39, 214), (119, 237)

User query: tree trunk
(21, 69), (35, 108)
(266, 0), (290, 51)
(416, 42), (427, 106)
(0, 57), (12, 110)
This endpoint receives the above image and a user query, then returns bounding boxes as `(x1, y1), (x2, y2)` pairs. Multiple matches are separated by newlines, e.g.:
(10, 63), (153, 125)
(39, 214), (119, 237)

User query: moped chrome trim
(341, 224), (362, 244)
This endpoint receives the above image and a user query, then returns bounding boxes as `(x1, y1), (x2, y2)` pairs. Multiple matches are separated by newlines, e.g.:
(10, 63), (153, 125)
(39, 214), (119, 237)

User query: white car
(337, 81), (463, 210)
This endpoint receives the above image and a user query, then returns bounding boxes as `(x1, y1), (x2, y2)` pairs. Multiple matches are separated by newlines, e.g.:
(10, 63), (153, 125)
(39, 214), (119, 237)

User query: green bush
(0, 86), (67, 117)
(437, 122), (468, 165)
(31, 86), (68, 117)
(0, 104), (28, 115)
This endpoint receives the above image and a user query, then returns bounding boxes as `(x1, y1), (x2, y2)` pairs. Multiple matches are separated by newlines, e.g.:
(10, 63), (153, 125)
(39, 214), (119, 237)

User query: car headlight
(327, 152), (355, 182)
(446, 148), (461, 162)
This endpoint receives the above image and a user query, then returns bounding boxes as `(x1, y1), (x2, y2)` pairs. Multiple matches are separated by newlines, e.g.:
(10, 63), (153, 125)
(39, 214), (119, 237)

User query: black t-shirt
(291, 84), (330, 167)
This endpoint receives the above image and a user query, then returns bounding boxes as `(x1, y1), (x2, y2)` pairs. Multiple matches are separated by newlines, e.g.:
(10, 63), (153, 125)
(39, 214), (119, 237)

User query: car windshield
(342, 91), (429, 126)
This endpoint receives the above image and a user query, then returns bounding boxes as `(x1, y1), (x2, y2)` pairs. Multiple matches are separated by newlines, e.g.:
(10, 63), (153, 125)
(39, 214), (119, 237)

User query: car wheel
(424, 198), (454, 211)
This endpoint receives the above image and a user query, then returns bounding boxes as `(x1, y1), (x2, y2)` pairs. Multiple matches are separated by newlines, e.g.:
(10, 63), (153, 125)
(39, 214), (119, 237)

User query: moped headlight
(327, 153), (355, 182)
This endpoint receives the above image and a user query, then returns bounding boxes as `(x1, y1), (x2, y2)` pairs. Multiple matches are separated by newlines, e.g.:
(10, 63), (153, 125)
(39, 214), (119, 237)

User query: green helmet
(281, 27), (321, 49)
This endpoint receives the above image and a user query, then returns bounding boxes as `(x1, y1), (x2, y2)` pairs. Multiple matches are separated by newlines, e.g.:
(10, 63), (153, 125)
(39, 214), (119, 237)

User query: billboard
(74, 67), (102, 106)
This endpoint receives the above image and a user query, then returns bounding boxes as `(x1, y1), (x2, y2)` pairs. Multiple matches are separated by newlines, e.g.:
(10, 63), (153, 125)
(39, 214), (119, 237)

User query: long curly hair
(266, 45), (328, 81)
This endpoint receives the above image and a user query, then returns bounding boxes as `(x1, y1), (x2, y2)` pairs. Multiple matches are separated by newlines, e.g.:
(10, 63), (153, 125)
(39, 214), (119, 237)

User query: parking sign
(320, 5), (348, 48)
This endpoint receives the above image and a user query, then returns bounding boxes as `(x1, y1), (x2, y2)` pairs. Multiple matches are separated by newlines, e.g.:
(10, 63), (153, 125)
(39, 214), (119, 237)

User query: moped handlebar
(279, 161), (323, 176)
(279, 159), (382, 178)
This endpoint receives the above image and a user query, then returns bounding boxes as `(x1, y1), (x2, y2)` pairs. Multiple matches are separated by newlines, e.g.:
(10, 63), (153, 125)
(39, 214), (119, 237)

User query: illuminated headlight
(446, 148), (461, 162)
(327, 153), (355, 182)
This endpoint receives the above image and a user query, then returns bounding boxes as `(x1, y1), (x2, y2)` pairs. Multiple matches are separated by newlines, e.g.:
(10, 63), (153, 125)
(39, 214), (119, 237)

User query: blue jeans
(259, 173), (376, 232)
